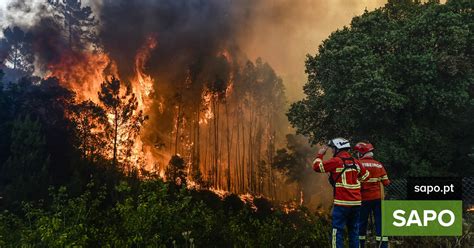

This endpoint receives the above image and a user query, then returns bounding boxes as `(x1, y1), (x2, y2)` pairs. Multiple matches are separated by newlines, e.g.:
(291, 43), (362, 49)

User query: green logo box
(382, 200), (462, 236)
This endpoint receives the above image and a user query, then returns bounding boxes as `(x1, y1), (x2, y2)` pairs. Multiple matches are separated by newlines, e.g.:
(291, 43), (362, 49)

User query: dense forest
(0, 0), (473, 247)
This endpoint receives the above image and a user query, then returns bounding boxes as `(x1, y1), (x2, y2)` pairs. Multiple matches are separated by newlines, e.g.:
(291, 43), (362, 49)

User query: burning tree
(205, 55), (230, 187)
(165, 154), (187, 186)
(228, 58), (287, 195)
(98, 76), (147, 169)
(69, 100), (108, 162)
(0, 0), (302, 202)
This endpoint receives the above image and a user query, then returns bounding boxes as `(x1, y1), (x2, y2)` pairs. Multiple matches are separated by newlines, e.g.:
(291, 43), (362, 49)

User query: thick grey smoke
(0, 0), (51, 34)
(98, 0), (252, 81)
(1, 0), (388, 98)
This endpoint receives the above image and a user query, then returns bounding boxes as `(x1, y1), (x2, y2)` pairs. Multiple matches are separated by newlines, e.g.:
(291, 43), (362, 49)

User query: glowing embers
(281, 201), (299, 214)
(209, 187), (228, 198)
(219, 49), (234, 98)
(199, 90), (214, 125)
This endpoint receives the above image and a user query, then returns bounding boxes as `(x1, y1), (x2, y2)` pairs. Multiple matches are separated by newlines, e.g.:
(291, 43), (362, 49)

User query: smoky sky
(1, 0), (389, 100)
(99, 0), (252, 83)
(97, 0), (390, 100)
(31, 17), (67, 70)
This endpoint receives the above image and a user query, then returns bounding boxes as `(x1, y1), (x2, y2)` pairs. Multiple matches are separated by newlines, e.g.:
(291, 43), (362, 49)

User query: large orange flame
(45, 40), (298, 204)
(132, 35), (157, 112)
(47, 37), (158, 171)
(47, 51), (111, 102)
(129, 36), (157, 171)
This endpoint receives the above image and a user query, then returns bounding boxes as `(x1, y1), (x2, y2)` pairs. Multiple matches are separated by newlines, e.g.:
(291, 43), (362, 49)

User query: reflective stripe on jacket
(360, 156), (390, 201)
(313, 151), (369, 206)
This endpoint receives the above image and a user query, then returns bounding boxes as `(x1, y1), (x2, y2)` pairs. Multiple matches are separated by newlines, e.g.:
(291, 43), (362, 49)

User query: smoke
(236, 0), (388, 100)
(1, 0), (388, 98)
(98, 0), (243, 84)
(94, 1), (244, 166)
(97, 0), (388, 101)
(0, 0), (52, 35)
(0, 0), (387, 153)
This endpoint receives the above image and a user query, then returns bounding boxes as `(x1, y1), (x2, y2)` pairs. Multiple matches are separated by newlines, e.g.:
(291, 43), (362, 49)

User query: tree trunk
(112, 108), (118, 168)
(12, 48), (18, 70)
(204, 116), (211, 183)
(248, 99), (254, 192)
(241, 108), (246, 192)
(225, 101), (231, 191)
(235, 106), (241, 193)
(175, 102), (181, 155)
(195, 107), (200, 180)
(213, 98), (219, 188)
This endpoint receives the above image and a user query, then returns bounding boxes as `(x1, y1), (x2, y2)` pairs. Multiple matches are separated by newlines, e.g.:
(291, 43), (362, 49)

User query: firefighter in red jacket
(313, 138), (369, 248)
(354, 142), (390, 248)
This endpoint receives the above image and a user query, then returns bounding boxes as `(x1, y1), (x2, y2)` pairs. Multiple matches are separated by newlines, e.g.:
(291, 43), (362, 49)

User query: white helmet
(328, 137), (351, 151)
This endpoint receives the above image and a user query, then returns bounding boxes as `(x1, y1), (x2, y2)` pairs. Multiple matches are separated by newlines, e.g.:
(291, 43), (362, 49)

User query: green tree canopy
(0, 115), (50, 205)
(288, 0), (473, 177)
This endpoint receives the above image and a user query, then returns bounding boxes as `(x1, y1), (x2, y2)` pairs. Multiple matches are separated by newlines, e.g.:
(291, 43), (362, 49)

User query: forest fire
(132, 35), (157, 112)
(1, 1), (473, 246)
(47, 51), (110, 102)
(282, 202), (299, 214)
(41, 30), (298, 201)
(199, 90), (214, 125)
(45, 36), (159, 171)
(0, 0), (311, 204)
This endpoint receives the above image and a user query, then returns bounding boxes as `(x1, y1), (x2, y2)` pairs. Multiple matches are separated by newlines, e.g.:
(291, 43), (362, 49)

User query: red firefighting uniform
(358, 155), (390, 247)
(313, 151), (370, 206)
(359, 156), (390, 200)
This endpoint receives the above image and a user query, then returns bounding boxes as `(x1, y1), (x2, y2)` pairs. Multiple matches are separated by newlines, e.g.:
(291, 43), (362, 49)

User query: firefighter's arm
(358, 162), (370, 181)
(312, 155), (338, 173)
(380, 165), (390, 186)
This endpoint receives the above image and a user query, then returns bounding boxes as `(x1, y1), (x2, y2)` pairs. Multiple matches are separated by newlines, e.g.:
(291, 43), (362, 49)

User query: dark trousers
(332, 205), (360, 248)
(359, 199), (388, 248)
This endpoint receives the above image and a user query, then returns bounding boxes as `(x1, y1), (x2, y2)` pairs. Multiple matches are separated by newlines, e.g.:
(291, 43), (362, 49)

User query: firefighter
(313, 137), (370, 248)
(354, 142), (390, 248)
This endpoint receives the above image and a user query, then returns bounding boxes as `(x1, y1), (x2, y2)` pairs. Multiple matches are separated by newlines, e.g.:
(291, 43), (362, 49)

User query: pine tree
(48, 0), (97, 49)
(0, 27), (34, 75)
(69, 100), (108, 161)
(98, 76), (146, 169)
